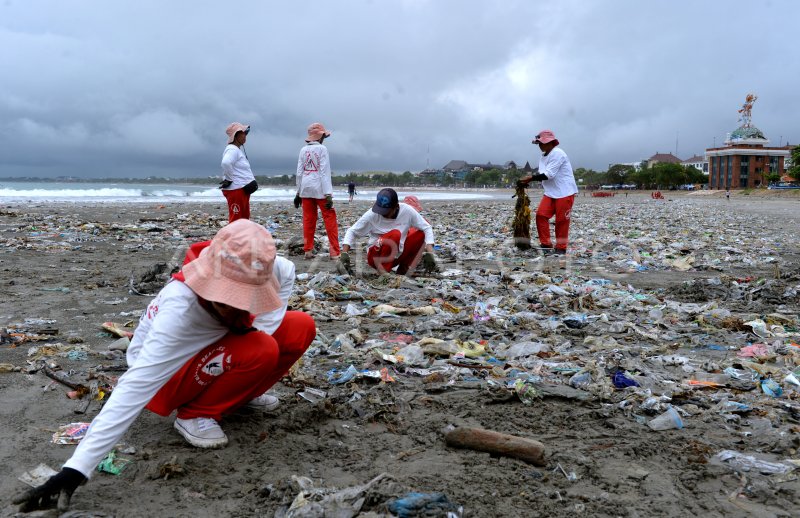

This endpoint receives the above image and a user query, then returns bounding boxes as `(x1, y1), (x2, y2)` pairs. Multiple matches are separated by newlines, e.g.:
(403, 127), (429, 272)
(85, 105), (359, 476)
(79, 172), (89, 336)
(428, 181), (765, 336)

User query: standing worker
(294, 122), (340, 260)
(348, 181), (357, 202)
(220, 122), (259, 222)
(518, 129), (578, 255)
(12, 219), (316, 513)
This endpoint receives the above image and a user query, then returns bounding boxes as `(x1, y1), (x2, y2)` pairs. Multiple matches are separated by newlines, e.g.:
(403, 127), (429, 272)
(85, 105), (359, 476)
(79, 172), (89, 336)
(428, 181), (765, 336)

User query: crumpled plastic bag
(386, 491), (462, 518)
(714, 450), (796, 475)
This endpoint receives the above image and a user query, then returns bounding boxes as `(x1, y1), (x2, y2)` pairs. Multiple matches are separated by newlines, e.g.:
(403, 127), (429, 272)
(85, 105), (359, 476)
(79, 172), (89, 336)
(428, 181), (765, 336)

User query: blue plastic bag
(612, 371), (639, 388)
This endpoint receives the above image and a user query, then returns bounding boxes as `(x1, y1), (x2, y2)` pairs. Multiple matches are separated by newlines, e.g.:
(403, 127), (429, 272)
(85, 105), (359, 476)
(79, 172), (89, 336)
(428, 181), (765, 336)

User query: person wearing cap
(518, 129), (579, 255)
(220, 122), (259, 222)
(294, 122), (340, 260)
(339, 188), (437, 276)
(13, 220), (316, 513)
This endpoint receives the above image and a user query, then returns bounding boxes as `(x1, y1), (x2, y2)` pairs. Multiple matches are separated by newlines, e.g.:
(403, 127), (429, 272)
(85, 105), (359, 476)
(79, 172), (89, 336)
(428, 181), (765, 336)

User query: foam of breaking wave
(0, 184), (497, 202)
(0, 187), (144, 198)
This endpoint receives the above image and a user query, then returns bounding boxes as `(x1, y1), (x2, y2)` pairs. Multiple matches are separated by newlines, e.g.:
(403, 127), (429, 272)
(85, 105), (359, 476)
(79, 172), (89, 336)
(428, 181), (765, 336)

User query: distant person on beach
(294, 122), (340, 260)
(339, 188), (437, 276)
(517, 129), (578, 255)
(220, 122), (258, 222)
(13, 220), (315, 513)
(726, 189), (730, 200)
(348, 181), (356, 202)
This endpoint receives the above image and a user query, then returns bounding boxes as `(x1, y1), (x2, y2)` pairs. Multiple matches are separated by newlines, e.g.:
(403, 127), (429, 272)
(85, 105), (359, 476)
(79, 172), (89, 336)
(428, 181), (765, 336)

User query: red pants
(146, 311), (315, 420)
(222, 188), (251, 222)
(302, 198), (340, 257)
(536, 194), (575, 251)
(367, 229), (425, 274)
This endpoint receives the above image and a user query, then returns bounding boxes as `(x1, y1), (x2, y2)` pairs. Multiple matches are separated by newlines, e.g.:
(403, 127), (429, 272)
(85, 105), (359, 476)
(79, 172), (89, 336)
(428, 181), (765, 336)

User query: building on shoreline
(643, 152), (681, 168)
(706, 94), (791, 189)
(681, 154), (708, 175)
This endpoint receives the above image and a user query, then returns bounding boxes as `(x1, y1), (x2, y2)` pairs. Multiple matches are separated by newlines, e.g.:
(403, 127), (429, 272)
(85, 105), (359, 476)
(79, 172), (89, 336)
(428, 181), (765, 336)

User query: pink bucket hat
(532, 129), (559, 146)
(306, 122), (331, 142)
(402, 195), (423, 213)
(182, 219), (281, 314)
(226, 122), (250, 144)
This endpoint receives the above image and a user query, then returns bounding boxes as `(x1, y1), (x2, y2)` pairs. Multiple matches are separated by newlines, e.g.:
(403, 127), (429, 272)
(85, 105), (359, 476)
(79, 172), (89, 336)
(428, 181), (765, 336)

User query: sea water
(0, 181), (498, 203)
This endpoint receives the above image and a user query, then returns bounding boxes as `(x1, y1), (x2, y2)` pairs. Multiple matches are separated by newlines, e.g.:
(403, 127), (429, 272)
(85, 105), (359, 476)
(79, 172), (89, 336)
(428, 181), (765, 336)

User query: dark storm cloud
(0, 0), (796, 178)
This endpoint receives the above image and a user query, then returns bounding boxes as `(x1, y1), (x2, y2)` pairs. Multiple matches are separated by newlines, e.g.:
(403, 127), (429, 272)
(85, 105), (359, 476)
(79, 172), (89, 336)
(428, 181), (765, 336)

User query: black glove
(324, 194), (333, 210)
(219, 179), (233, 189)
(531, 173), (548, 181)
(293, 194), (302, 209)
(337, 251), (353, 275)
(422, 252), (438, 274)
(13, 467), (86, 513)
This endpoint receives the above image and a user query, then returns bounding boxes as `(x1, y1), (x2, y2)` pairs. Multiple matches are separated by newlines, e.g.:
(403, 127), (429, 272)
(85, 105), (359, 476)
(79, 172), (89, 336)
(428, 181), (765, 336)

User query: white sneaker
(248, 393), (280, 411)
(174, 417), (228, 448)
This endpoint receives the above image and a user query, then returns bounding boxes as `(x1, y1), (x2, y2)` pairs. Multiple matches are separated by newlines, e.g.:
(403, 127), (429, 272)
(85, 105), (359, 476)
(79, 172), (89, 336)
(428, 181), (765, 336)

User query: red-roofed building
(644, 152), (681, 168)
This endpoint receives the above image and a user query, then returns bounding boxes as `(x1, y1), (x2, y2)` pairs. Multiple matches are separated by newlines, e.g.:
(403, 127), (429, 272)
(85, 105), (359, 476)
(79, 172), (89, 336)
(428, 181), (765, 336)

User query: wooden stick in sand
(445, 427), (546, 466)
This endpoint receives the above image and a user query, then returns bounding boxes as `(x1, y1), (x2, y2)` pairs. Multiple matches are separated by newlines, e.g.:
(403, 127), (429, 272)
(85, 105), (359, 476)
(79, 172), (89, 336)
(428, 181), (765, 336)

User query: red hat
(306, 122), (331, 142)
(532, 129), (559, 146)
(182, 220), (281, 314)
(402, 195), (423, 213)
(226, 122), (250, 144)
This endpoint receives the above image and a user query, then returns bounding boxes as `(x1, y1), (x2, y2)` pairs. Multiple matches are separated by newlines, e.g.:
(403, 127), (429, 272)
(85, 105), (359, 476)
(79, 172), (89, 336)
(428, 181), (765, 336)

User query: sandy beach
(1, 190), (799, 517)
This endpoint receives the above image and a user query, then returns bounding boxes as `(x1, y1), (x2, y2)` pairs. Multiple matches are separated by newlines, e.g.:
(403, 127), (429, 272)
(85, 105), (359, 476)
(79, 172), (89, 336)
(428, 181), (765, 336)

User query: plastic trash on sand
(514, 379), (541, 405)
(612, 371), (639, 389)
(714, 450), (796, 475)
(761, 378), (783, 397)
(298, 387), (327, 404)
(473, 296), (505, 321)
(647, 407), (684, 431)
(328, 365), (359, 385)
(52, 422), (90, 444)
(285, 473), (399, 518)
(97, 450), (131, 475)
(386, 492), (462, 518)
(101, 321), (134, 339)
(18, 463), (58, 487)
(395, 344), (426, 366)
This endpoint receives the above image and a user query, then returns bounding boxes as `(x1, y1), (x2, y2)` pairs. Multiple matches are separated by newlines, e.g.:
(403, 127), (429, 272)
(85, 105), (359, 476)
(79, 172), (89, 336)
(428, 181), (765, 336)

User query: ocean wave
(0, 185), (496, 202)
(0, 187), (144, 198)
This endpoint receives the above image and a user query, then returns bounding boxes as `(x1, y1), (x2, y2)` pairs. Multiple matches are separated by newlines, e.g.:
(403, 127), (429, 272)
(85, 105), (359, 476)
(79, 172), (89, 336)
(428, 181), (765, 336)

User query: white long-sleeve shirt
(63, 257), (295, 478)
(296, 142), (332, 199)
(343, 203), (434, 252)
(538, 147), (578, 199)
(221, 144), (255, 190)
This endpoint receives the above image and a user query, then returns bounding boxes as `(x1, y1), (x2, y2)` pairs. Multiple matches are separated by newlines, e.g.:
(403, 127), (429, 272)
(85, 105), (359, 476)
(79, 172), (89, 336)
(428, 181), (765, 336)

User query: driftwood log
(445, 427), (545, 466)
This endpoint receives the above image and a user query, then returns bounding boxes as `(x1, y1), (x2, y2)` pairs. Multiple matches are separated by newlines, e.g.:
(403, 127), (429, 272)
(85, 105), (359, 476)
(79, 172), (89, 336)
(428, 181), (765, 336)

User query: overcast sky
(1, 0), (796, 178)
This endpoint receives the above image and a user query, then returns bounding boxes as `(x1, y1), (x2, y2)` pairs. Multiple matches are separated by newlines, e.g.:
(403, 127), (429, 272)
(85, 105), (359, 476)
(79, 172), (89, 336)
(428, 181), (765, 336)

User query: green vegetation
(629, 163), (706, 189)
(5, 160), (711, 189)
(787, 146), (799, 178)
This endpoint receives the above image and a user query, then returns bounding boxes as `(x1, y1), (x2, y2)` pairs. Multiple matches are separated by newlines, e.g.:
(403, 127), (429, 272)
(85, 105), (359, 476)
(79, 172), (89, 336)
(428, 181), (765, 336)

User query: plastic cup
(647, 407), (684, 431)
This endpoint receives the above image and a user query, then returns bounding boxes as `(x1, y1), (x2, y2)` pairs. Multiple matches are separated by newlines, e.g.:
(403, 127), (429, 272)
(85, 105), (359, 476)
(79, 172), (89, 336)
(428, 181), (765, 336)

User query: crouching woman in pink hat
(518, 129), (579, 255)
(13, 220), (315, 513)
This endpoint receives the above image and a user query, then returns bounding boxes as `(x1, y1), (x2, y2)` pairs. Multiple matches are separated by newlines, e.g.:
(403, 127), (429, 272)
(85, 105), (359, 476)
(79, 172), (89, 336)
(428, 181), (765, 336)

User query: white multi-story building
(681, 154), (709, 175)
